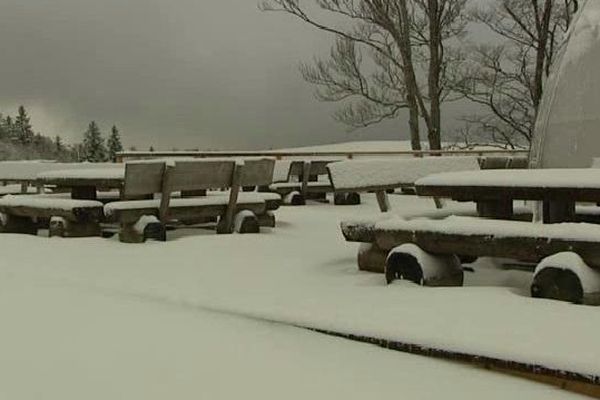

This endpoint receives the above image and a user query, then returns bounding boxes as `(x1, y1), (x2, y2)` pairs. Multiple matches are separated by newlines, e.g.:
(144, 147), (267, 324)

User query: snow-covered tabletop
(328, 156), (480, 191)
(0, 161), (122, 181)
(417, 169), (600, 189)
(416, 169), (600, 202)
(37, 168), (125, 182)
(36, 168), (125, 199)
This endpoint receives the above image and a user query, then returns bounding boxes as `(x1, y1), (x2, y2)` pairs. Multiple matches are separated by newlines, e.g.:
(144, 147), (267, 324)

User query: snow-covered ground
(1, 278), (584, 400)
(0, 193), (598, 398)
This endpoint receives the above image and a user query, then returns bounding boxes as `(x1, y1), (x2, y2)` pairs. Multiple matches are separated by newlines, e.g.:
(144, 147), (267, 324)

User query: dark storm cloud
(0, 0), (446, 149)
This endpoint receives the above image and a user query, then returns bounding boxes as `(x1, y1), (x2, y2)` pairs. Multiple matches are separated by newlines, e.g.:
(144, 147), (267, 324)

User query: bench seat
(369, 216), (600, 268)
(105, 192), (281, 224)
(0, 194), (104, 237)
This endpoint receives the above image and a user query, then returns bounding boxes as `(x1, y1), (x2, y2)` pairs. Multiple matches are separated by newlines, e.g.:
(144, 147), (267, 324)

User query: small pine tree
(3, 116), (15, 141)
(149, 146), (155, 152)
(14, 106), (34, 145)
(55, 135), (64, 153)
(0, 113), (5, 139)
(82, 121), (107, 162)
(106, 125), (123, 162)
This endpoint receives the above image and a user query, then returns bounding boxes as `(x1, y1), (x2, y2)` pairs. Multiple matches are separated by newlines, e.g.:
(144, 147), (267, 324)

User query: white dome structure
(530, 0), (600, 168)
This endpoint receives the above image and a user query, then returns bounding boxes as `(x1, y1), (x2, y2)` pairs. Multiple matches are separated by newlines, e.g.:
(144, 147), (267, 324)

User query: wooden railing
(116, 149), (530, 162)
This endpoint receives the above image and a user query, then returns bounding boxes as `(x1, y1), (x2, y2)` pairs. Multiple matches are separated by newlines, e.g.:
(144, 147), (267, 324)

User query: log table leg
(71, 186), (97, 200)
(376, 190), (391, 213)
(476, 199), (513, 219)
(543, 200), (575, 224)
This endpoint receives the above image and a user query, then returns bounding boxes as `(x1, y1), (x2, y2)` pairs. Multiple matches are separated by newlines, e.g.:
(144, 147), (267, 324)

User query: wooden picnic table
(415, 169), (600, 223)
(36, 168), (125, 200)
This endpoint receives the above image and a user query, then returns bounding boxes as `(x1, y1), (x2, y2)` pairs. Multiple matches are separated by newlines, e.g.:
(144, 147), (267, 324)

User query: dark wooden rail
(116, 149), (530, 162)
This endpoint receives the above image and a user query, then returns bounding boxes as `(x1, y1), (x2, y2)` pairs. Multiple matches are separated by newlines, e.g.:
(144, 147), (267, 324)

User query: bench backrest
(123, 158), (275, 197)
(327, 156), (481, 193)
(122, 161), (166, 198)
(239, 158), (276, 186)
(305, 160), (332, 177)
(168, 160), (236, 192)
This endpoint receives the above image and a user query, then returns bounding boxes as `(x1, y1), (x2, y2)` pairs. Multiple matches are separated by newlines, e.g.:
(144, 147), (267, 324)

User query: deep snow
(0, 278), (583, 400)
(0, 193), (599, 397)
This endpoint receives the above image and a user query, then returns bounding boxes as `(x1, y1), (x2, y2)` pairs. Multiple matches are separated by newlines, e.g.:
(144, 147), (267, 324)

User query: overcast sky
(0, 0), (473, 150)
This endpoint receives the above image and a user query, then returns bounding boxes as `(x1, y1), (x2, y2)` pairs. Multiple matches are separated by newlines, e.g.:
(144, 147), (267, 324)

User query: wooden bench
(104, 158), (279, 243)
(342, 215), (600, 305)
(0, 195), (104, 237)
(328, 156), (481, 212)
(267, 160), (335, 205)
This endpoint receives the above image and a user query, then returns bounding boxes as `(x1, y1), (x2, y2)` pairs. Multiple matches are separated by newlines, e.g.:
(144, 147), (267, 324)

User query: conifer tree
(82, 121), (107, 162)
(106, 125), (123, 162)
(55, 136), (64, 154)
(14, 106), (34, 145)
(4, 116), (15, 140)
(0, 113), (5, 139)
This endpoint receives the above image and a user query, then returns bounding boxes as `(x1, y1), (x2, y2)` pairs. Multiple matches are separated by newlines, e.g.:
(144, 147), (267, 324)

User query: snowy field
(0, 193), (598, 398)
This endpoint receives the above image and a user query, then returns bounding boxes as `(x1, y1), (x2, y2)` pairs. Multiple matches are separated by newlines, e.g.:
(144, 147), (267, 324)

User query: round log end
(531, 267), (584, 305)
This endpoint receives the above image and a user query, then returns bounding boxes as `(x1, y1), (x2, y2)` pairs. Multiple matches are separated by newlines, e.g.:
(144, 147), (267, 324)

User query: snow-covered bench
(104, 158), (279, 243)
(342, 215), (600, 305)
(0, 195), (104, 237)
(267, 160), (335, 205)
(328, 156), (481, 212)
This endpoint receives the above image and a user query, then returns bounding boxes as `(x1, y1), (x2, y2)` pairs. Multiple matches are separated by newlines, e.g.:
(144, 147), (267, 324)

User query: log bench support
(358, 242), (388, 273)
(48, 217), (101, 238)
(257, 211), (276, 228)
(385, 244), (464, 287)
(334, 192), (361, 206)
(233, 210), (260, 234)
(119, 216), (166, 244)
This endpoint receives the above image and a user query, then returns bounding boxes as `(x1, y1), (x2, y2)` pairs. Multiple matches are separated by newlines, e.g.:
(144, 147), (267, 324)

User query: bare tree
(453, 0), (579, 148)
(260, 0), (467, 151)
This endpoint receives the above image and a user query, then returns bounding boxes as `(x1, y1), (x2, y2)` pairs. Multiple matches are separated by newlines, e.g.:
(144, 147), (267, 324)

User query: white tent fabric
(530, 0), (600, 168)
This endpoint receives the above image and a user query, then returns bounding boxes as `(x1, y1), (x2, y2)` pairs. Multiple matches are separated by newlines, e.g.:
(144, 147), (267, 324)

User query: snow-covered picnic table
(37, 168), (126, 200)
(416, 168), (600, 223)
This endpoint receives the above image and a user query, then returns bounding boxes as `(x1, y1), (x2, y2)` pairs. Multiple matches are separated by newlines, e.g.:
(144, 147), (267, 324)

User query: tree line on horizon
(0, 106), (124, 162)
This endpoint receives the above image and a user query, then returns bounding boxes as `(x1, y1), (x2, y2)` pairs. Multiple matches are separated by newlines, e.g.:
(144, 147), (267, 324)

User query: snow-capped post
(217, 160), (245, 234)
(301, 161), (311, 199)
(375, 191), (390, 213)
(158, 161), (175, 223)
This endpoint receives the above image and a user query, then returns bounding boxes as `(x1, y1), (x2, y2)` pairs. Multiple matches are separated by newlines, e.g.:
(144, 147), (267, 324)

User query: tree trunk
(532, 0), (554, 114)
(427, 0), (442, 151)
(397, 0), (422, 152)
